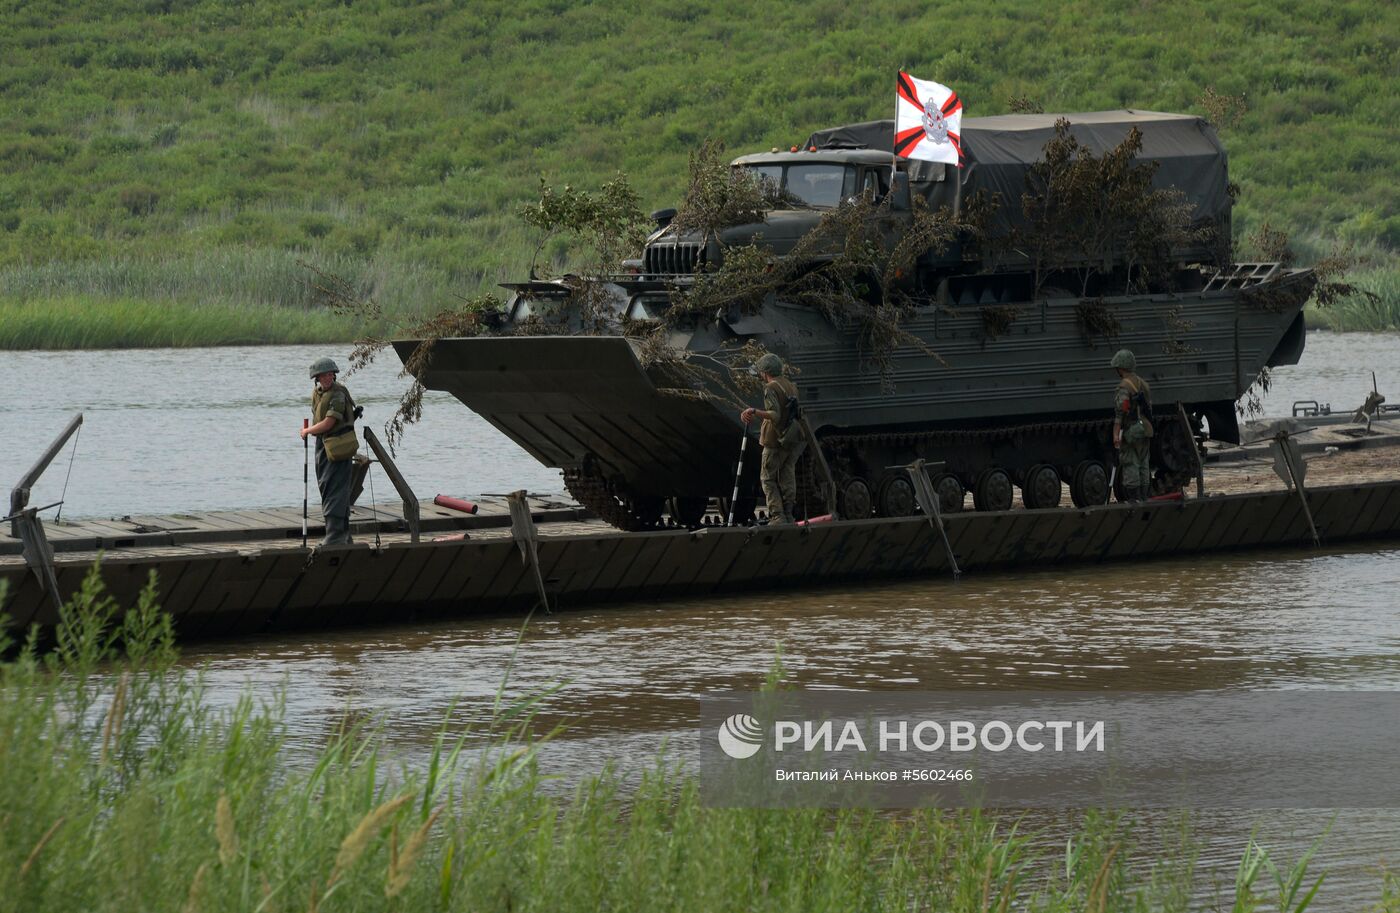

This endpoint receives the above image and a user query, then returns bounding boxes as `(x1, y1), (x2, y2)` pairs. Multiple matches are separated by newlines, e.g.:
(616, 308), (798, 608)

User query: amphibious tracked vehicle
(395, 111), (1313, 529)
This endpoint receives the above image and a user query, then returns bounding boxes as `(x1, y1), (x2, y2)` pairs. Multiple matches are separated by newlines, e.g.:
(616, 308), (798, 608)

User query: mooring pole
(302, 418), (309, 548)
(361, 427), (421, 543)
(1271, 431), (1320, 547)
(9, 413), (83, 615)
(800, 417), (839, 521)
(1176, 402), (1205, 498)
(508, 490), (551, 612)
(10, 413), (83, 537)
(904, 458), (961, 579)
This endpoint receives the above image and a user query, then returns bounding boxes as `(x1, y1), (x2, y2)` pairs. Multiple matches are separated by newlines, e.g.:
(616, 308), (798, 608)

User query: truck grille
(644, 241), (706, 275)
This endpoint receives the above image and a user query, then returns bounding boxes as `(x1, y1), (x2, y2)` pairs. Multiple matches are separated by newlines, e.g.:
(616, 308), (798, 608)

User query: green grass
(0, 295), (352, 348)
(0, 247), (458, 314)
(0, 0), (1396, 347)
(0, 569), (1379, 912)
(1306, 266), (1400, 331)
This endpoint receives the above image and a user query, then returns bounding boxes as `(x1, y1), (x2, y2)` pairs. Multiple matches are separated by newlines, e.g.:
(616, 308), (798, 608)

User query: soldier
(299, 357), (360, 546)
(740, 353), (801, 524)
(1110, 349), (1154, 501)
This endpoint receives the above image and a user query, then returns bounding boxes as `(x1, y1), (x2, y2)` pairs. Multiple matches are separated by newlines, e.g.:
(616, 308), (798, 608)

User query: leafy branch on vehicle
(1074, 298), (1121, 347)
(517, 174), (650, 279)
(1197, 87), (1247, 131)
(1241, 223), (1378, 313)
(669, 189), (963, 388)
(1016, 119), (1208, 299)
(668, 139), (793, 236)
(980, 304), (1020, 341)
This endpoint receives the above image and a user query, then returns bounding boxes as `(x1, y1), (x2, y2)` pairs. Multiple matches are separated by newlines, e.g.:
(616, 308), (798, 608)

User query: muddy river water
(4, 331), (1400, 904)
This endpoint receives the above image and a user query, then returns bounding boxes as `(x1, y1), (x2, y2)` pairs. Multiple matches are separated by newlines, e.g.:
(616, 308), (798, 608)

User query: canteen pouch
(777, 394), (804, 448)
(322, 427), (360, 462)
(1122, 420), (1149, 444)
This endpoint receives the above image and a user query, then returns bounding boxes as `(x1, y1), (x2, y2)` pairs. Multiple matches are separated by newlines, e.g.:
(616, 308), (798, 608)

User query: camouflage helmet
(1110, 349), (1136, 371)
(754, 353), (784, 376)
(309, 356), (340, 378)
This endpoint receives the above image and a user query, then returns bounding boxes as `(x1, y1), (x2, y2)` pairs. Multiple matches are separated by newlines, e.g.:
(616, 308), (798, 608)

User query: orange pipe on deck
(434, 495), (480, 515)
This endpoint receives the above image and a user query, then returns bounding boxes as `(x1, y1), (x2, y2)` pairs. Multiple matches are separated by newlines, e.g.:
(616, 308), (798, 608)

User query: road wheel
(630, 495), (665, 527)
(877, 475), (917, 517)
(839, 477), (873, 519)
(933, 473), (965, 513)
(972, 468), (1014, 512)
(1023, 464), (1063, 510)
(667, 496), (708, 527)
(1070, 460), (1110, 507)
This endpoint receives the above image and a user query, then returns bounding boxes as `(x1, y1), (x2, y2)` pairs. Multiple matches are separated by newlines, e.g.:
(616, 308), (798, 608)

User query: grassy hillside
(0, 0), (1396, 344)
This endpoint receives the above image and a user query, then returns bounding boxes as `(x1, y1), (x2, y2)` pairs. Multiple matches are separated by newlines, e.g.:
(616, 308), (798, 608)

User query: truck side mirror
(890, 173), (912, 211)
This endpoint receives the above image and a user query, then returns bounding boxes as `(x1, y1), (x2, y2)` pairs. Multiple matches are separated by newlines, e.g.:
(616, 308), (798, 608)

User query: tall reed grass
(0, 248), (458, 316)
(0, 246), (476, 349)
(0, 296), (348, 349)
(0, 570), (1376, 912)
(1307, 267), (1400, 332)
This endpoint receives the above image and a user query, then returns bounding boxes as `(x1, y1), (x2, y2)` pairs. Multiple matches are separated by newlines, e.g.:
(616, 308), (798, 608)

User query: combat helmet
(754, 353), (784, 376)
(1110, 349), (1136, 371)
(309, 356), (340, 378)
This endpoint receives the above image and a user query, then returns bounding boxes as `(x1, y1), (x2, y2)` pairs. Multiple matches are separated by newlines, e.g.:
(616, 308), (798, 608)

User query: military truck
(395, 111), (1313, 529)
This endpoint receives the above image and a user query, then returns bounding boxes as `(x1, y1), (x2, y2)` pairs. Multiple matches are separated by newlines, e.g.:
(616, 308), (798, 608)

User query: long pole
(1176, 401), (1205, 498)
(726, 431), (749, 527)
(302, 418), (309, 548)
(1276, 433), (1320, 548)
(892, 80), (900, 191)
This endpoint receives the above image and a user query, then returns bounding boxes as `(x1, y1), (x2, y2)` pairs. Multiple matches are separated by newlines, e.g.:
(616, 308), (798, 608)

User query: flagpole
(892, 73), (900, 190)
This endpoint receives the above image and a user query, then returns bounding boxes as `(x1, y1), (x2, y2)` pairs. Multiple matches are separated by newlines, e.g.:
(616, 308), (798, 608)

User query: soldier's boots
(322, 513), (353, 546)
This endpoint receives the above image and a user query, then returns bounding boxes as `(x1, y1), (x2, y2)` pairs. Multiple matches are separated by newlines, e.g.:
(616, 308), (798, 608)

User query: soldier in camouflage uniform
(299, 357), (359, 546)
(1111, 349), (1154, 501)
(741, 353), (801, 524)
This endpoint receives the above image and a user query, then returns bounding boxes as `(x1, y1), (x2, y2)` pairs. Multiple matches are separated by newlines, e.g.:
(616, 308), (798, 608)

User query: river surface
(4, 331), (1400, 906)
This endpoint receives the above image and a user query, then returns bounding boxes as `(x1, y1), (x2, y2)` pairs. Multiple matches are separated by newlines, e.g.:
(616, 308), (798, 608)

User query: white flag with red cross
(895, 71), (964, 166)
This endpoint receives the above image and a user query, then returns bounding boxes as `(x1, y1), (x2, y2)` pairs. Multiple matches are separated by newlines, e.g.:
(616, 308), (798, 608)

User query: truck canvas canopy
(805, 110), (1231, 245)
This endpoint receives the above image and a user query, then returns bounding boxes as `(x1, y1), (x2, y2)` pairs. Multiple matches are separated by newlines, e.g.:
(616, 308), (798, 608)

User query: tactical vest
(760, 377), (798, 448)
(1116, 373), (1154, 436)
(312, 382), (359, 461)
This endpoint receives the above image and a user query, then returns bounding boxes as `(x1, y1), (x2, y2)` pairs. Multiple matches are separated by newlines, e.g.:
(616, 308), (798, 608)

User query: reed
(0, 570), (1348, 912)
(0, 248), (461, 317)
(1307, 267), (1400, 332)
(0, 296), (351, 349)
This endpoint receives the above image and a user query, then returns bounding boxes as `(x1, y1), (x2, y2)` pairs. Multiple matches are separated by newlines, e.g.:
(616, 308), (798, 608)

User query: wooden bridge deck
(4, 469), (1400, 640)
(1, 493), (586, 557)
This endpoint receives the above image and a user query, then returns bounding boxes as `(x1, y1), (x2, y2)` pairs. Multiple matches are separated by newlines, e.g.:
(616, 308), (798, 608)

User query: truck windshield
(785, 164), (853, 208)
(736, 163), (856, 209)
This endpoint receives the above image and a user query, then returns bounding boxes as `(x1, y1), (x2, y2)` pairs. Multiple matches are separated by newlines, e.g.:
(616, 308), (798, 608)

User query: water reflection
(6, 332), (1400, 907)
